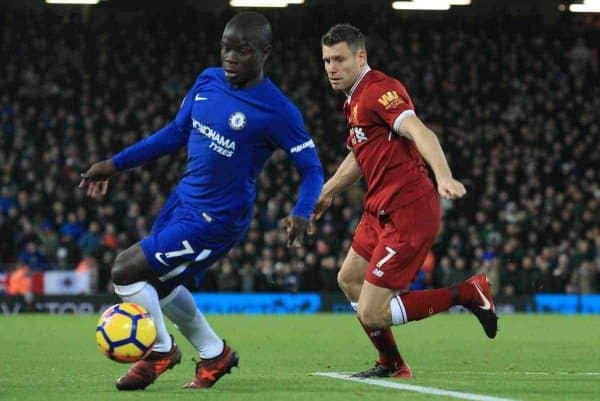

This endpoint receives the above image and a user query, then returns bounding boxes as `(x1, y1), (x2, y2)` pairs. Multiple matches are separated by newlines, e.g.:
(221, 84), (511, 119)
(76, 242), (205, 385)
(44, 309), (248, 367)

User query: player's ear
(358, 48), (367, 63)
(262, 45), (272, 61)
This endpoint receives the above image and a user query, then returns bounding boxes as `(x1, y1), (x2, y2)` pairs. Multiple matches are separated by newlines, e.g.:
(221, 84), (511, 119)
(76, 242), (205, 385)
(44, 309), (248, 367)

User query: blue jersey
(113, 67), (323, 233)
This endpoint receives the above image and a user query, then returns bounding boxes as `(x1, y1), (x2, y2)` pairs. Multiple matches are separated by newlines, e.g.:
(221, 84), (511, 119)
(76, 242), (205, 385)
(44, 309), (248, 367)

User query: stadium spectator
(17, 241), (47, 271)
(217, 260), (241, 292)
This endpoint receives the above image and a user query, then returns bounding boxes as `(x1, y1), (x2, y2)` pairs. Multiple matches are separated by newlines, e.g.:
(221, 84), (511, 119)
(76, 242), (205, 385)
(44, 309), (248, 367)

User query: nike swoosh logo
(474, 283), (491, 311)
(154, 252), (169, 267)
(195, 95), (208, 101)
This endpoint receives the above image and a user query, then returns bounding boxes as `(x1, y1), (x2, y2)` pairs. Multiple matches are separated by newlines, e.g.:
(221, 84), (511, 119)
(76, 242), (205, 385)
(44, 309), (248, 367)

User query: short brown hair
(321, 23), (366, 52)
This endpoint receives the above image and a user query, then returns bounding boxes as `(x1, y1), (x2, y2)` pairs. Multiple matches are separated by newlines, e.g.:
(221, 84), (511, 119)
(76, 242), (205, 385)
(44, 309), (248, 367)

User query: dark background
(0, 0), (598, 296)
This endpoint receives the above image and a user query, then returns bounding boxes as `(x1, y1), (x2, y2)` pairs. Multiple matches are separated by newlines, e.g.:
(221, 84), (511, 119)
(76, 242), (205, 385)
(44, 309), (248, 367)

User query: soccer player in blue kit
(79, 12), (323, 390)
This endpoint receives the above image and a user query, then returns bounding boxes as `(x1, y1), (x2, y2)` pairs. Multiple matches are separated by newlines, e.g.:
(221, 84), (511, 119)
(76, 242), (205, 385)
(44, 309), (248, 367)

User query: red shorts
(352, 191), (441, 291)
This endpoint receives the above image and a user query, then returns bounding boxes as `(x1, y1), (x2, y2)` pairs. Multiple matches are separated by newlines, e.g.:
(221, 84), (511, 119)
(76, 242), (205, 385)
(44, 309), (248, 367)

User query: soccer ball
(95, 303), (157, 363)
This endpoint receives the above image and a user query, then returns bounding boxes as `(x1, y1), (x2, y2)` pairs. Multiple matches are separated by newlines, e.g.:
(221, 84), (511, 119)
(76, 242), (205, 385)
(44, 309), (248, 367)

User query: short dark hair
(321, 23), (365, 52)
(227, 12), (272, 48)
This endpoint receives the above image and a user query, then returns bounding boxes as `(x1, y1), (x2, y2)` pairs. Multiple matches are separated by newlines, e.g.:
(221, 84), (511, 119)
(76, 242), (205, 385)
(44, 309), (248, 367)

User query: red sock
(399, 282), (476, 322)
(358, 318), (404, 366)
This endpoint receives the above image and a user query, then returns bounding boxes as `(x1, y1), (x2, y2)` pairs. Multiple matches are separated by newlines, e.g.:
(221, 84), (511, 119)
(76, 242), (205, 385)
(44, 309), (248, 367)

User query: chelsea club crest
(228, 112), (246, 131)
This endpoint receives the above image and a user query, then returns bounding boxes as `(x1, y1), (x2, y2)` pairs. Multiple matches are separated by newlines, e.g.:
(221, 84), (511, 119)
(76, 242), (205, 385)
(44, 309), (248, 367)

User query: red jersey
(344, 67), (434, 213)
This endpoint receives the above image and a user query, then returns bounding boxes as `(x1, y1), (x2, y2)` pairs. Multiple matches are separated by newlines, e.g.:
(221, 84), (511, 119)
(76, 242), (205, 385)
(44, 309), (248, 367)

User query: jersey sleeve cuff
(111, 155), (125, 172)
(291, 209), (311, 220)
(392, 109), (416, 133)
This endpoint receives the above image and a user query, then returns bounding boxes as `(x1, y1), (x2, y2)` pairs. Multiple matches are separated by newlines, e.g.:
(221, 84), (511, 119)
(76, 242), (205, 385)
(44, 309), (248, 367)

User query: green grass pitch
(1, 313), (598, 401)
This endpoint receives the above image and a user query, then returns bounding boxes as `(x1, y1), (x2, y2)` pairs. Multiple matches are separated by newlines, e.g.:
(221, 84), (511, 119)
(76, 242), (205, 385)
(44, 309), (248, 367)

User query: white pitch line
(567, 372), (600, 375)
(312, 372), (523, 401)
(410, 370), (600, 377)
(524, 372), (600, 376)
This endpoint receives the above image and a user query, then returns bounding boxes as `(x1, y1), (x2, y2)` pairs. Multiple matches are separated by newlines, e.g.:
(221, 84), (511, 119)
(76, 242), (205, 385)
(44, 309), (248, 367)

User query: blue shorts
(140, 192), (245, 290)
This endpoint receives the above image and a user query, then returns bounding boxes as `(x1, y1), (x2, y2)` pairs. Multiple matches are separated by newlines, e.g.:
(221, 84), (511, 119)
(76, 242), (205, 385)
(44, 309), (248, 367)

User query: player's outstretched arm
(313, 151), (362, 221)
(78, 122), (189, 200)
(396, 115), (466, 200)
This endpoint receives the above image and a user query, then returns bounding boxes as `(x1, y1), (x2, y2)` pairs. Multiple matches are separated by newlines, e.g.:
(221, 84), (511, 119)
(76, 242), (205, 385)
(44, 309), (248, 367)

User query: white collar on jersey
(346, 64), (371, 102)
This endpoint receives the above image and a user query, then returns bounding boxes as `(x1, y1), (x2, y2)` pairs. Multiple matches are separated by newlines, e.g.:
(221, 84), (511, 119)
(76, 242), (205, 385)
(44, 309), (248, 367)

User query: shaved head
(225, 12), (272, 49)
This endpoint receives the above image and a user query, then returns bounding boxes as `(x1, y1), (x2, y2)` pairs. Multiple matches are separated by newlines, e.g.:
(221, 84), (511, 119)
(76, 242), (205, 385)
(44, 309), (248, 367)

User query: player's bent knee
(111, 245), (153, 286)
(337, 270), (349, 291)
(337, 274), (357, 302)
(337, 269), (360, 292)
(358, 307), (387, 329)
(111, 251), (138, 285)
(363, 315), (388, 329)
(111, 253), (126, 285)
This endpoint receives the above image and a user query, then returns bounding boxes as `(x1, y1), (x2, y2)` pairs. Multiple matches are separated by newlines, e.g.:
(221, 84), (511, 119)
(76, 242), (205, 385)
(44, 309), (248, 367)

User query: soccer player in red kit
(314, 24), (498, 378)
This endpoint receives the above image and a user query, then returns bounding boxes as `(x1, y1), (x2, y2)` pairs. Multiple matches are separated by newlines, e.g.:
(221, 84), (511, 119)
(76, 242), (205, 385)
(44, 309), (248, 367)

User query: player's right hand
(79, 159), (117, 200)
(284, 215), (310, 247)
(307, 192), (334, 235)
(437, 176), (467, 200)
(312, 192), (334, 221)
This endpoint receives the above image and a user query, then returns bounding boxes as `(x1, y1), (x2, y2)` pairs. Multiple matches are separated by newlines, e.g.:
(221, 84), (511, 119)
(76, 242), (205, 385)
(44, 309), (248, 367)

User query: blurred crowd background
(1, 3), (599, 296)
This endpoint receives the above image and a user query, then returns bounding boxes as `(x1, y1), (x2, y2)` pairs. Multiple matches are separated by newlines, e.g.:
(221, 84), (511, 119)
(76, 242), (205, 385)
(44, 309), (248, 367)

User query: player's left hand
(437, 176), (467, 200)
(284, 215), (310, 247)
